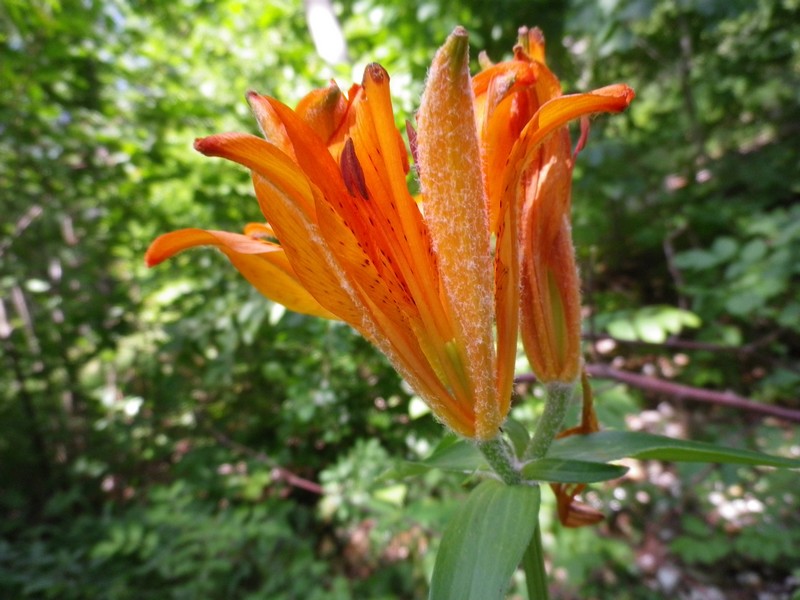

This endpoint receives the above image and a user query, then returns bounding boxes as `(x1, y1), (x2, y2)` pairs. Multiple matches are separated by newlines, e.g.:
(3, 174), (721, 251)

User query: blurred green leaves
(597, 305), (701, 343)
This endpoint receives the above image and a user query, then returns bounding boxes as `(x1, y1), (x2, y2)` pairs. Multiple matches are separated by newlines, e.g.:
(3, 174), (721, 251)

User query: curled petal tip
(622, 85), (636, 104)
(193, 137), (210, 153)
(594, 84), (636, 108)
(193, 134), (235, 156)
(364, 62), (388, 85)
(144, 250), (159, 268)
(144, 235), (172, 268)
(609, 83), (636, 105)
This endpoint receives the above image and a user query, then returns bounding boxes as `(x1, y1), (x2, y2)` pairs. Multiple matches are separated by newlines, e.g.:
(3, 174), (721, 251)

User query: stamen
(340, 138), (369, 199)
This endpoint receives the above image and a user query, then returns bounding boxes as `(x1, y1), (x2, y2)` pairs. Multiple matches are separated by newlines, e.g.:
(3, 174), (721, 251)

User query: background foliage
(1, 0), (798, 597)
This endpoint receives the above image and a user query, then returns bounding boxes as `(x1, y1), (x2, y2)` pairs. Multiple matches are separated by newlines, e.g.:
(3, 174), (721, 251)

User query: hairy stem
(476, 435), (521, 485)
(525, 382), (576, 460)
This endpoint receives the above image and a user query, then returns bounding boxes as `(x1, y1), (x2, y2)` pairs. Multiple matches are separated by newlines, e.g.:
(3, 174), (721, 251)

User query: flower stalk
(525, 382), (576, 461)
(476, 436), (522, 485)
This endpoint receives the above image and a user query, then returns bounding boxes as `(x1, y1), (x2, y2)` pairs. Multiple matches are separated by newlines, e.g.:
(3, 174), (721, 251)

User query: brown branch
(205, 424), (323, 495)
(516, 365), (800, 424)
(583, 331), (779, 354)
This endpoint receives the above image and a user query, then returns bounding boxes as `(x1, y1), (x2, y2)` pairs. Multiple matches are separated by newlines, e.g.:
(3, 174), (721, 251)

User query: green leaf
(603, 306), (700, 342)
(502, 417), (530, 458)
(726, 292), (764, 316)
(548, 431), (800, 469)
(382, 436), (484, 480)
(674, 248), (718, 270)
(429, 480), (540, 600)
(416, 436), (484, 471)
(521, 458), (628, 483)
(711, 237), (739, 262)
(740, 238), (767, 263)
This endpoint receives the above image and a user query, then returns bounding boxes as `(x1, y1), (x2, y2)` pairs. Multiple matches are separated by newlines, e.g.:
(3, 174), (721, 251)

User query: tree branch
(516, 365), (800, 424)
(204, 423), (324, 495)
(583, 331), (780, 354)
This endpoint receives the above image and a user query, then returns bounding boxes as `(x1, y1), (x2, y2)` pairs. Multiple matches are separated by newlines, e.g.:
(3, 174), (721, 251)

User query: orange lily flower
(473, 27), (635, 384)
(472, 27), (633, 523)
(145, 26), (633, 443)
(148, 29), (508, 440)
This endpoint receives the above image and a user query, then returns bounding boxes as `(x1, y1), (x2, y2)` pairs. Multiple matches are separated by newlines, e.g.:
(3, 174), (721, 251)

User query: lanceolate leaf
(521, 458), (628, 483)
(381, 436), (484, 480)
(547, 430), (800, 469)
(503, 417), (531, 458)
(429, 480), (540, 600)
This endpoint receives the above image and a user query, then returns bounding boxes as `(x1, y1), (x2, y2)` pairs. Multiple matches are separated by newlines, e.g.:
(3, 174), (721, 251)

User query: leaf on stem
(547, 430), (800, 468)
(429, 480), (540, 600)
(521, 458), (628, 483)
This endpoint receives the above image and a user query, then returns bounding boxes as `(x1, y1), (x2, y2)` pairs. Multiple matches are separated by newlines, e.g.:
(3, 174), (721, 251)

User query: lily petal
(246, 91), (296, 159)
(145, 228), (335, 318)
(294, 80), (349, 145)
(195, 133), (317, 219)
(417, 27), (498, 438)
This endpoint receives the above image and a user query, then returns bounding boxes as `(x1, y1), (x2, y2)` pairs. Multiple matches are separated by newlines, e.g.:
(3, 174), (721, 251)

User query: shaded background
(1, 0), (799, 597)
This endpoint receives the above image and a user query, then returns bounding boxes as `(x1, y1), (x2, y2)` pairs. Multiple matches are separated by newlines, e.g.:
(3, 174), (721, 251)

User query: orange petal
(261, 89), (421, 327)
(479, 73), (537, 233)
(510, 89), (634, 384)
(351, 65), (476, 408)
(294, 80), (349, 145)
(262, 97), (351, 201)
(524, 130), (573, 249)
(521, 221), (583, 383)
(243, 222), (276, 239)
(552, 483), (605, 527)
(517, 26), (546, 64)
(531, 86), (636, 138)
(472, 60), (533, 98)
(500, 85), (635, 255)
(253, 172), (475, 436)
(417, 26), (498, 438)
(250, 95), (474, 431)
(313, 183), (475, 435)
(518, 126), (581, 382)
(194, 133), (317, 219)
(145, 228), (336, 319)
(493, 148), (520, 425)
(249, 173), (361, 323)
(246, 92), (296, 159)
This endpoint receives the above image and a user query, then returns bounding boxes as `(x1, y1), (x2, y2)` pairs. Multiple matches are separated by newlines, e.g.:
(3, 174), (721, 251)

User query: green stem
(525, 382), (576, 460)
(476, 436), (521, 485)
(517, 382), (574, 599)
(522, 516), (550, 600)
